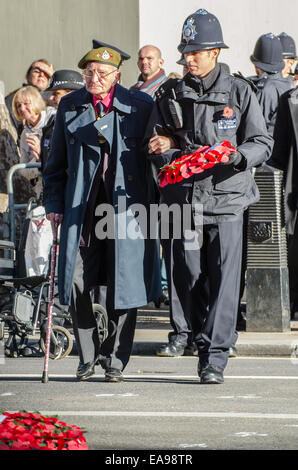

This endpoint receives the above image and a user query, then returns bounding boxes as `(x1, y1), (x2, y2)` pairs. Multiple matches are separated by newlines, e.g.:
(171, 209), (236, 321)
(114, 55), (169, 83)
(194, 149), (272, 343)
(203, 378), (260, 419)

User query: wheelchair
(0, 163), (108, 360)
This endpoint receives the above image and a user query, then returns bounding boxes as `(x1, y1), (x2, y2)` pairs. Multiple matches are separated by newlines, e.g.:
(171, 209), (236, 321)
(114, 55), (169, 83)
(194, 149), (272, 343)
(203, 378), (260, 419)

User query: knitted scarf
(132, 69), (167, 97)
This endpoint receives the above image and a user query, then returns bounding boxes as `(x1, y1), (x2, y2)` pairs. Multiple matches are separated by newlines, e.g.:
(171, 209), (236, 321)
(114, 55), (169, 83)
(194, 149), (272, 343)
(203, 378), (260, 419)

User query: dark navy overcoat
(43, 84), (161, 308)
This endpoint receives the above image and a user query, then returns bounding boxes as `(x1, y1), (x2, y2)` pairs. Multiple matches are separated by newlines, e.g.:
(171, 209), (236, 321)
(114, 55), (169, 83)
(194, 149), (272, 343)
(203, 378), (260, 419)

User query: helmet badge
(183, 17), (197, 42)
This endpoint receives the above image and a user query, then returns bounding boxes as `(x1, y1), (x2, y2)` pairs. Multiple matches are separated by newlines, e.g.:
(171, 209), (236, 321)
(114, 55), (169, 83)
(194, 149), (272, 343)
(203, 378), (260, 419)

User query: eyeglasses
(82, 68), (118, 81)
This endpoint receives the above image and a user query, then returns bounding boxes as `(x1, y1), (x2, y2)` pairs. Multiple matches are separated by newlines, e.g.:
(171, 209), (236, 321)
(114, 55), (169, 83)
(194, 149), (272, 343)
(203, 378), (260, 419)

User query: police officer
(250, 33), (292, 136)
(278, 32), (297, 80)
(145, 9), (273, 384)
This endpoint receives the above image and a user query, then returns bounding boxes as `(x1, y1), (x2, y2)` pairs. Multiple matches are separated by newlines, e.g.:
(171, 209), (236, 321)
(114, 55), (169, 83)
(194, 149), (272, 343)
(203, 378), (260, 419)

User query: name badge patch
(217, 118), (237, 130)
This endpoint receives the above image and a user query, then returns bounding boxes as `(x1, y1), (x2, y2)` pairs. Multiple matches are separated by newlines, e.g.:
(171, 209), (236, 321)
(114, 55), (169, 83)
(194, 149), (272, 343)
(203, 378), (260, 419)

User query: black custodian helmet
(46, 69), (84, 91)
(178, 9), (229, 54)
(278, 32), (297, 59)
(250, 33), (285, 73)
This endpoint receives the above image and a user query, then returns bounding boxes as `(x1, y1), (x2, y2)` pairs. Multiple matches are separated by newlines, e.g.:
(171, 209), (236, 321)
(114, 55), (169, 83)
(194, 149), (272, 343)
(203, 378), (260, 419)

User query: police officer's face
(184, 49), (219, 78)
(83, 62), (120, 98)
(49, 89), (72, 109)
(137, 46), (164, 80)
(282, 58), (296, 78)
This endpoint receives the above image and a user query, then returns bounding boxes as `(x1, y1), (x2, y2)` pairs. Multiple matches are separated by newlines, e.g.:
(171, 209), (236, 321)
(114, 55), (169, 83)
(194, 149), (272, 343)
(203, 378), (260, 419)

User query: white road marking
(179, 443), (208, 448)
(218, 395), (262, 399)
(95, 393), (139, 397)
(234, 432), (268, 438)
(1, 374), (298, 380)
(3, 410), (298, 420)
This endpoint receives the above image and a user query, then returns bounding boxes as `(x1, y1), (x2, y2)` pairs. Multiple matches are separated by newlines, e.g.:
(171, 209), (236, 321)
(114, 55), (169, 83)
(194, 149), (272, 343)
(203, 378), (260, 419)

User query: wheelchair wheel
(40, 325), (73, 360)
(93, 303), (108, 343)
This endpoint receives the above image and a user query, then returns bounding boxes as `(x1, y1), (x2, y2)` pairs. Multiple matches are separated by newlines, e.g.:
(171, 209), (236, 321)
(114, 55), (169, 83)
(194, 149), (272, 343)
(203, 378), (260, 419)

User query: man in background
(131, 45), (167, 97)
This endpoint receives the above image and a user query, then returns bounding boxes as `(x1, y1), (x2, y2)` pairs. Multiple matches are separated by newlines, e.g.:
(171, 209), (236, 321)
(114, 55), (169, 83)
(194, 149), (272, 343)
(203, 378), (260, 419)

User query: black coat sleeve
(271, 92), (292, 171)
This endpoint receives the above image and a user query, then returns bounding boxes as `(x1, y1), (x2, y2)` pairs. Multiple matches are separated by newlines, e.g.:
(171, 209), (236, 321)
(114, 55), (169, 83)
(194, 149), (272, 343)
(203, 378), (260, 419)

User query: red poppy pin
(222, 106), (234, 119)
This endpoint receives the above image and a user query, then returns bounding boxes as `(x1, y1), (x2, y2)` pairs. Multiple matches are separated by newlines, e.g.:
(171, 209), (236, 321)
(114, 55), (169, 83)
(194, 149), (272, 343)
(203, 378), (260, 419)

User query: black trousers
(69, 183), (137, 371)
(161, 215), (243, 370)
(287, 215), (298, 314)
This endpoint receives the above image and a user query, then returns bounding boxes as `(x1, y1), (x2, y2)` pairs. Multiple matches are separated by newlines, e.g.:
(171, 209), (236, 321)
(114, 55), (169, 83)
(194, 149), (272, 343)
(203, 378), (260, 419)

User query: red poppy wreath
(0, 411), (88, 450)
(157, 141), (237, 188)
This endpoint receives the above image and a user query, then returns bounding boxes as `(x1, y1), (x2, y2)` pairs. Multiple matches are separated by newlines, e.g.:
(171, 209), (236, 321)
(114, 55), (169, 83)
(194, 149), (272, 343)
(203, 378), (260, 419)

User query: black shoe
(156, 340), (185, 357)
(229, 344), (238, 358)
(184, 342), (197, 356)
(200, 365), (224, 384)
(154, 289), (170, 308)
(105, 368), (123, 382)
(161, 289), (170, 306)
(76, 362), (95, 381)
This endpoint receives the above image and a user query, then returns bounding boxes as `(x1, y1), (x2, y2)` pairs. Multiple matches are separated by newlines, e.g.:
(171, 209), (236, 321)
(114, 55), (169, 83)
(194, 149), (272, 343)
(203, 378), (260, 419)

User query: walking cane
(41, 214), (60, 384)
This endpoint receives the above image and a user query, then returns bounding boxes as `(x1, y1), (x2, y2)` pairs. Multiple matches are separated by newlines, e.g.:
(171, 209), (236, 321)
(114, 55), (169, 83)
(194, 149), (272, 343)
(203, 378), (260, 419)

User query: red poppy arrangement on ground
(157, 140), (237, 187)
(0, 411), (88, 450)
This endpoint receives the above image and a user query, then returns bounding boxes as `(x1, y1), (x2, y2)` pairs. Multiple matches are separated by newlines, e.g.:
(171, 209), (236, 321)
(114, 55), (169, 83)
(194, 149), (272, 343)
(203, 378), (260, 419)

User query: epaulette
(233, 71), (258, 93)
(155, 78), (180, 102)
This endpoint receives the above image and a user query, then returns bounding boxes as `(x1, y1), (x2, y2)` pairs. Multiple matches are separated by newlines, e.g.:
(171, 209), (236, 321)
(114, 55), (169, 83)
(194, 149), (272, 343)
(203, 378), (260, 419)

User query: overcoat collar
(66, 83), (133, 116)
(66, 84), (132, 149)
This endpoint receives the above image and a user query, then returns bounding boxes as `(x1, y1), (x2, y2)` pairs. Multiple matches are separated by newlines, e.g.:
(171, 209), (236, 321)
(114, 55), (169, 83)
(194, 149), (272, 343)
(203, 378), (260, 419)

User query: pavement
(132, 304), (298, 357)
(3, 302), (298, 360)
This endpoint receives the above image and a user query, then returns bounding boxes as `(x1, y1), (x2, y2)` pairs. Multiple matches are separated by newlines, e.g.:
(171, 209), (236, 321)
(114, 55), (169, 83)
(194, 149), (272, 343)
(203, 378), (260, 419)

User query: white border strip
(6, 410), (298, 420)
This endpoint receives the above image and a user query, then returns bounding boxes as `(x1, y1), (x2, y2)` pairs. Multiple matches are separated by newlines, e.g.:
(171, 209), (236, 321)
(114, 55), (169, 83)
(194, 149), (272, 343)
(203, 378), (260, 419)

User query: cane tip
(41, 371), (49, 383)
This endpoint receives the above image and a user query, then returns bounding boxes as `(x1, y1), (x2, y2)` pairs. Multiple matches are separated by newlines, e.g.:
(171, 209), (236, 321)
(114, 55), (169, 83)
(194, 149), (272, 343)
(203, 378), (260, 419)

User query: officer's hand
(148, 135), (175, 154)
(220, 151), (244, 168)
(47, 213), (63, 233)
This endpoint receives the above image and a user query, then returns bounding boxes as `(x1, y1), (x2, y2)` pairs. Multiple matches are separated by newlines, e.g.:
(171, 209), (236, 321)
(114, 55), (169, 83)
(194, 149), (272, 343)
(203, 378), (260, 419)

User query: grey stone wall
(0, 0), (140, 95)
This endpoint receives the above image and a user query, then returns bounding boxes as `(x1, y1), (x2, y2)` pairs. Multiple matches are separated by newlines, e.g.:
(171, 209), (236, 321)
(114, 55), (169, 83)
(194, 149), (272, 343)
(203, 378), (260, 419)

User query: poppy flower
(180, 162), (194, 178)
(166, 167), (183, 184)
(222, 106), (234, 118)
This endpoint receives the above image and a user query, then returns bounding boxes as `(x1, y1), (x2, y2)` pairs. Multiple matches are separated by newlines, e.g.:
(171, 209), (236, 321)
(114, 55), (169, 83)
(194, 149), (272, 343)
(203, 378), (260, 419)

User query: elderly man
(145, 9), (273, 384)
(131, 45), (167, 97)
(43, 40), (161, 382)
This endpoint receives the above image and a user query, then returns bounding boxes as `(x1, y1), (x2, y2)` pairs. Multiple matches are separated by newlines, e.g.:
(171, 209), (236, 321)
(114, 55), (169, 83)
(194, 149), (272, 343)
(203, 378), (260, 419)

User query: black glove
(221, 152), (247, 171)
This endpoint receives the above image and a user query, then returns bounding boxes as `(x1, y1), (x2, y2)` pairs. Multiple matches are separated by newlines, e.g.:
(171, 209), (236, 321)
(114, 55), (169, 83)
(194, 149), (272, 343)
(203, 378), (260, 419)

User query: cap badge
(102, 50), (111, 60)
(196, 9), (208, 15)
(183, 17), (197, 42)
